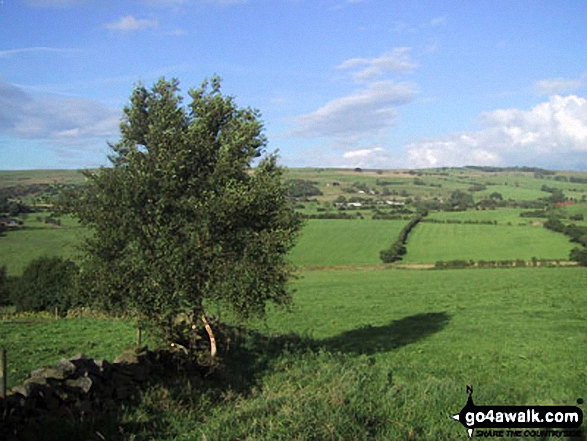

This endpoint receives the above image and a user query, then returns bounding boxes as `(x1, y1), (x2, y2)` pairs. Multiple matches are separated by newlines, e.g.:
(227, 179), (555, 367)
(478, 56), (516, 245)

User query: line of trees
(543, 216), (587, 266)
(379, 214), (424, 263)
(421, 218), (498, 225)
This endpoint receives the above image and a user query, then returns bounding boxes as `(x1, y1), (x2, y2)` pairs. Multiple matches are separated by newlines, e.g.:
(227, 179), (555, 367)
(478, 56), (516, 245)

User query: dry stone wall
(0, 348), (197, 440)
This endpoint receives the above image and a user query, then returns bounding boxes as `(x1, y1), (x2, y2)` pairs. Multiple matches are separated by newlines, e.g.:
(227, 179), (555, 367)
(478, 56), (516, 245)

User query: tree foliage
(11, 257), (78, 314)
(446, 189), (475, 211)
(66, 77), (301, 346)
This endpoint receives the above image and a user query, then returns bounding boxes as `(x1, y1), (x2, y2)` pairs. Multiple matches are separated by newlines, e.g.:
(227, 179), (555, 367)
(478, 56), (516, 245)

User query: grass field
(289, 219), (405, 267)
(0, 216), (85, 276)
(3, 267), (585, 439)
(403, 222), (575, 264)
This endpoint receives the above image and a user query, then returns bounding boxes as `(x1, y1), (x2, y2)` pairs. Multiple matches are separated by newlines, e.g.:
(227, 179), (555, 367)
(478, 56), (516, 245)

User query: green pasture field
(0, 215), (86, 276)
(0, 317), (152, 388)
(146, 267), (586, 439)
(403, 222), (574, 264)
(289, 219), (405, 267)
(559, 202), (587, 226)
(5, 266), (584, 439)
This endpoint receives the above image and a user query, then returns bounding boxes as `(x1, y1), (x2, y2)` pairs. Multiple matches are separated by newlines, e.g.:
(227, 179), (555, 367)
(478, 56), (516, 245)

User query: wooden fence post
(137, 327), (142, 346)
(0, 348), (6, 398)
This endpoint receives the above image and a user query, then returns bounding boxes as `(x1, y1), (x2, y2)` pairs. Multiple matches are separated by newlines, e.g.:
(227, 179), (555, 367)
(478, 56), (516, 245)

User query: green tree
(0, 265), (11, 306)
(446, 189), (474, 211)
(569, 247), (587, 266)
(66, 77), (301, 356)
(11, 257), (78, 314)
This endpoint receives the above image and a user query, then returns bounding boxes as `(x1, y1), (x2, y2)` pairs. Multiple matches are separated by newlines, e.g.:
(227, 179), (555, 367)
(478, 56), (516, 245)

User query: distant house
(556, 201), (574, 207)
(0, 218), (19, 229)
(347, 202), (363, 207)
(385, 201), (405, 206)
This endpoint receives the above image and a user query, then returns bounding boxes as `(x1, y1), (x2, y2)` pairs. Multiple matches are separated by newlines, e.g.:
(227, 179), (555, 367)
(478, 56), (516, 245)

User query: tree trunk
(201, 314), (217, 359)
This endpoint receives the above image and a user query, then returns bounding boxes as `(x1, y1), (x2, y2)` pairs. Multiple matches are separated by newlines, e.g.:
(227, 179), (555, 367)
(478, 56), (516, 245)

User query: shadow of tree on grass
(16, 311), (451, 440)
(320, 311), (451, 355)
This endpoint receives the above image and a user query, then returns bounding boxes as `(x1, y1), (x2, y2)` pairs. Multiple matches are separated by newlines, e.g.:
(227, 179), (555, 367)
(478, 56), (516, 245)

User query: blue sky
(1, 0), (586, 170)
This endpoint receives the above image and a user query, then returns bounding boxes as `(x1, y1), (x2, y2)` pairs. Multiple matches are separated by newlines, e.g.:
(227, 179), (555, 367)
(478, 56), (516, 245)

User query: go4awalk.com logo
(451, 386), (584, 438)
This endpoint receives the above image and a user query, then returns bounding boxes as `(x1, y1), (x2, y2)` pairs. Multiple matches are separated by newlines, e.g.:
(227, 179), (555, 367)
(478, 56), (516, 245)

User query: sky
(1, 0), (587, 171)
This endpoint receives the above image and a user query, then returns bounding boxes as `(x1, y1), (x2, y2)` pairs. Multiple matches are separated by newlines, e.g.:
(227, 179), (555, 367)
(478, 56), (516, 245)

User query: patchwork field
(403, 223), (575, 264)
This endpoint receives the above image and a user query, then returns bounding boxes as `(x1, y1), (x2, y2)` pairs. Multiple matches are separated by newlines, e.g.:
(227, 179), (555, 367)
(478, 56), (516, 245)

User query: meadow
(403, 223), (575, 264)
(2, 267), (585, 439)
(289, 219), (405, 267)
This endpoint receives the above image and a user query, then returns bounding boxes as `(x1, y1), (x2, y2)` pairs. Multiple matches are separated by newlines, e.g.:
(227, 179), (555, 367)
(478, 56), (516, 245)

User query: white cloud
(287, 80), (416, 142)
(0, 80), (120, 146)
(340, 146), (394, 168)
(405, 95), (587, 169)
(535, 77), (583, 95)
(283, 144), (401, 169)
(343, 146), (384, 159)
(104, 15), (159, 32)
(338, 48), (416, 82)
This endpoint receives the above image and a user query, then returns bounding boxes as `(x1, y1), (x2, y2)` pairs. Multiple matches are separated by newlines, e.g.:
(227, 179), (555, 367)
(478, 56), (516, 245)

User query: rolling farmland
(1, 167), (586, 439)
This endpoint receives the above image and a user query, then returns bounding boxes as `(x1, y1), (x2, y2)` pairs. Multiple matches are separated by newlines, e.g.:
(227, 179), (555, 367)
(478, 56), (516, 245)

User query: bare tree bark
(201, 314), (217, 359)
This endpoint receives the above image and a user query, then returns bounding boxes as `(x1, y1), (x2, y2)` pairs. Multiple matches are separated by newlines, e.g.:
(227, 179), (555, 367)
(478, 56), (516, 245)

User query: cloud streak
(287, 80), (416, 142)
(535, 77), (583, 95)
(0, 47), (81, 58)
(104, 15), (159, 32)
(337, 48), (416, 82)
(0, 80), (120, 147)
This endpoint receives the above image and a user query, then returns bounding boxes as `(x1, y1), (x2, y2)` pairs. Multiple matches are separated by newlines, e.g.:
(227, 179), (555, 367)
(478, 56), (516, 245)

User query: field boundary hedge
(379, 214), (424, 263)
(433, 258), (572, 270)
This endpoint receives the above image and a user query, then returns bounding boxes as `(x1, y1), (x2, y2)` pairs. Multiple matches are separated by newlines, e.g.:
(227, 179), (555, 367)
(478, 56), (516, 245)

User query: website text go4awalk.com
(451, 387), (584, 438)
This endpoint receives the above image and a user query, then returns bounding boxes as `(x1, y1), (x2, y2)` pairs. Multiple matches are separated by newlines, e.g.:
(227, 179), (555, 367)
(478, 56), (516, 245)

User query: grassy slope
(403, 223), (574, 263)
(289, 219), (405, 267)
(121, 267), (587, 440)
(4, 267), (586, 439)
